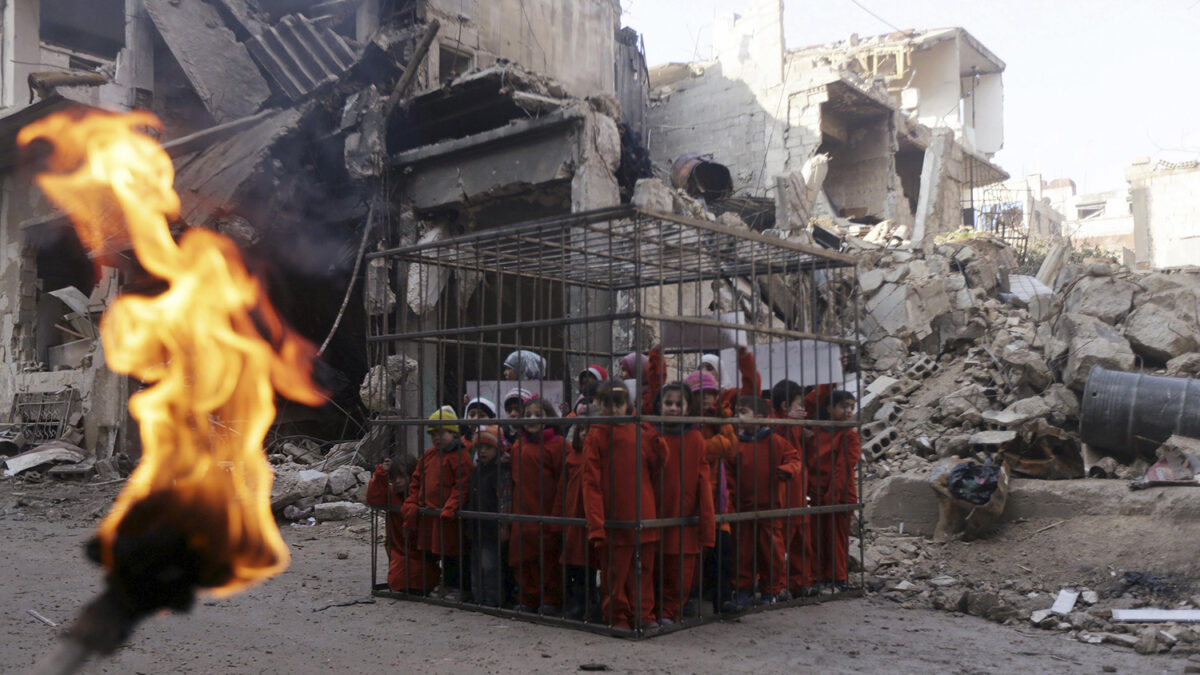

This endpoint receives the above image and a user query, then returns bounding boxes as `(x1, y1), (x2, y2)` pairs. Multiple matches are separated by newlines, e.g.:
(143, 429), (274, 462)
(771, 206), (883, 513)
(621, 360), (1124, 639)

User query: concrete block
(313, 501), (368, 521)
(632, 177), (674, 213)
(326, 466), (358, 495)
(297, 469), (329, 499)
(863, 426), (900, 461)
(1124, 303), (1198, 363)
(1063, 276), (1136, 325)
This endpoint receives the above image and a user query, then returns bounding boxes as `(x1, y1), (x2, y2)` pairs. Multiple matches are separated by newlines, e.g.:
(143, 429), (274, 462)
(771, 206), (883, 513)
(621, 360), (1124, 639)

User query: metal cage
(364, 206), (863, 637)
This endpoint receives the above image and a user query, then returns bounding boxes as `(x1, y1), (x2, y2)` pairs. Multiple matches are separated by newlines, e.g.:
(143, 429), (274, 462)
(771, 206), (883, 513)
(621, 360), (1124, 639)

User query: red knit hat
(475, 425), (501, 448)
(579, 365), (609, 381)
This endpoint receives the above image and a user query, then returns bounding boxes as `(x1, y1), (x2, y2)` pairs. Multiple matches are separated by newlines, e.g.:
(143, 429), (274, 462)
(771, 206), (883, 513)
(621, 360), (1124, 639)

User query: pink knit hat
(619, 352), (648, 379)
(683, 371), (719, 392)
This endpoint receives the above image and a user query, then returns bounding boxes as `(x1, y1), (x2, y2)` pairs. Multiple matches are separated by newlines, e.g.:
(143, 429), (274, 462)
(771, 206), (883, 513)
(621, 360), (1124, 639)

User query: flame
(18, 110), (326, 596)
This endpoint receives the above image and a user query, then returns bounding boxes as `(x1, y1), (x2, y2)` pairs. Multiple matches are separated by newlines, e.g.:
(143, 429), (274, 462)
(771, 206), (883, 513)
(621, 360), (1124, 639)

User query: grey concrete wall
(426, 0), (618, 99)
(1128, 165), (1200, 269)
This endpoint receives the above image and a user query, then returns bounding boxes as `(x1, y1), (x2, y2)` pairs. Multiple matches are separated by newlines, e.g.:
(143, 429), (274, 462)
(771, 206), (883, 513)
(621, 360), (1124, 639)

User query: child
(770, 379), (814, 596)
(582, 381), (664, 631)
(465, 425), (512, 607)
(650, 382), (715, 625)
(402, 406), (475, 602)
(807, 390), (860, 590)
(683, 370), (737, 612)
(725, 396), (803, 612)
(563, 365), (609, 416)
(700, 345), (762, 411)
(461, 396), (498, 448)
(508, 396), (565, 614)
(557, 382), (600, 621)
(618, 346), (664, 414)
(366, 455), (438, 593)
(503, 350), (546, 381)
(501, 387), (531, 446)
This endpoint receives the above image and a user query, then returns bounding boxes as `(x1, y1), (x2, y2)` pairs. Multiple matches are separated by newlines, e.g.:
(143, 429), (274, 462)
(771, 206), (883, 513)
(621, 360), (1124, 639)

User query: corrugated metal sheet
(246, 14), (358, 102)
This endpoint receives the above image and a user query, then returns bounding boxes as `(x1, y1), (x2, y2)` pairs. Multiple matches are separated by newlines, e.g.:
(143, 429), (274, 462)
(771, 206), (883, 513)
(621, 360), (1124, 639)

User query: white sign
(464, 380), (565, 413)
(714, 339), (844, 391)
(660, 311), (747, 350)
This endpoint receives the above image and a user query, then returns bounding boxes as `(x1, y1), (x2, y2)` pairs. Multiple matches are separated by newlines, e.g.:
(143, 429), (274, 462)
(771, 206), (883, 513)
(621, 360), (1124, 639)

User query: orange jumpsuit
(508, 429), (565, 609)
(556, 439), (593, 568)
(366, 466), (438, 592)
(651, 424), (716, 621)
(731, 428), (803, 597)
(402, 440), (474, 556)
(582, 423), (663, 627)
(771, 416), (814, 591)
(807, 426), (860, 584)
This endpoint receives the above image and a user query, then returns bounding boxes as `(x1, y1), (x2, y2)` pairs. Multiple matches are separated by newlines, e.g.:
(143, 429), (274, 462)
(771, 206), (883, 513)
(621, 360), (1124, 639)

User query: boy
(465, 425), (512, 607)
(582, 381), (664, 631)
(402, 405), (474, 602)
(502, 387), (531, 446)
(725, 396), (803, 612)
(366, 455), (438, 593)
(807, 391), (860, 590)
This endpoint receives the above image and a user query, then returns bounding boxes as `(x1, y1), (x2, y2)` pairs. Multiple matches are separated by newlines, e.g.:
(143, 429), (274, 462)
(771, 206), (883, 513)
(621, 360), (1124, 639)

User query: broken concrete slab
(632, 177), (674, 213)
(326, 466), (358, 495)
(1059, 313), (1137, 391)
(1063, 276), (1137, 325)
(313, 501), (368, 521)
(1166, 353), (1200, 378)
(2, 442), (87, 477)
(1124, 302), (1199, 363)
(1006, 274), (1058, 322)
(297, 469), (330, 499)
(144, 0), (270, 122)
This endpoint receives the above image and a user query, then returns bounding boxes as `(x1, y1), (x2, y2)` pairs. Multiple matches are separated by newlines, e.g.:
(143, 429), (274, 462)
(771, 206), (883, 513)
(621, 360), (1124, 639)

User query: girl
(508, 396), (565, 614)
(556, 392), (599, 621)
(582, 381), (663, 631)
(366, 455), (438, 593)
(650, 382), (715, 625)
(618, 346), (665, 415)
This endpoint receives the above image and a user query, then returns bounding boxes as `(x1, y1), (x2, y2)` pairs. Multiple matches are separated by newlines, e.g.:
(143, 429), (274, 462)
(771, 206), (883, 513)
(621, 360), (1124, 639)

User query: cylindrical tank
(1080, 365), (1200, 462)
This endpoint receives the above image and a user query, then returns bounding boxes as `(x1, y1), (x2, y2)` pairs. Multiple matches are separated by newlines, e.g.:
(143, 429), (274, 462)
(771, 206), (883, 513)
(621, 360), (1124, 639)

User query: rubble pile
(853, 528), (1200, 655)
(851, 234), (1200, 481)
(268, 439), (375, 523)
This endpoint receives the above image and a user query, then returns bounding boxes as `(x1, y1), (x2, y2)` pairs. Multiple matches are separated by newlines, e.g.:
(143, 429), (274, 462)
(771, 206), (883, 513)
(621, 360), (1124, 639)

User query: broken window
(39, 0), (125, 59)
(27, 223), (98, 369)
(438, 45), (474, 82)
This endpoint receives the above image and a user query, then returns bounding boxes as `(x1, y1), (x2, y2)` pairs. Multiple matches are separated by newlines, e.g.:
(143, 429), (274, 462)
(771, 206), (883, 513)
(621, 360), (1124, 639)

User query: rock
(283, 504), (313, 520)
(865, 336), (906, 371)
(936, 434), (972, 459)
(1041, 384), (1081, 426)
(282, 441), (322, 465)
(892, 580), (915, 591)
(1064, 276), (1136, 324)
(981, 409), (1027, 429)
(313, 501), (368, 521)
(1167, 353), (1200, 378)
(297, 469), (329, 498)
(1124, 303), (1199, 363)
(1098, 632), (1140, 648)
(1006, 396), (1053, 422)
(632, 178), (674, 213)
(1030, 608), (1054, 625)
(1000, 350), (1054, 391)
(970, 430), (1017, 448)
(929, 575), (958, 587)
(1081, 590), (1099, 605)
(326, 466), (358, 495)
(1058, 313), (1137, 391)
(1136, 626), (1163, 654)
(270, 469), (303, 513)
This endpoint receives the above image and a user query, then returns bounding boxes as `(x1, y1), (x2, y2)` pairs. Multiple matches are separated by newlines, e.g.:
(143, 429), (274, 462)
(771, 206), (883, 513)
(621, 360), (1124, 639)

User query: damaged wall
(1127, 160), (1200, 270)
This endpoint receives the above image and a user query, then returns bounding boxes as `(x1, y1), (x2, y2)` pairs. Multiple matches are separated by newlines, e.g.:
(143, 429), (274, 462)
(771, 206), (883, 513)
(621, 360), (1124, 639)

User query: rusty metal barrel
(1081, 365), (1200, 461)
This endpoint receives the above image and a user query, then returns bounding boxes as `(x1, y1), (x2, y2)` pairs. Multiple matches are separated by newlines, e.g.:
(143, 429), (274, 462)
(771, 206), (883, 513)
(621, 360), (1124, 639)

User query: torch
(19, 110), (326, 674)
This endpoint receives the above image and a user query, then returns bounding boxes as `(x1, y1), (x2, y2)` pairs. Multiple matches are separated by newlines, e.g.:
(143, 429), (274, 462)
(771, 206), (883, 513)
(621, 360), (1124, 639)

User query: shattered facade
(647, 0), (1008, 247)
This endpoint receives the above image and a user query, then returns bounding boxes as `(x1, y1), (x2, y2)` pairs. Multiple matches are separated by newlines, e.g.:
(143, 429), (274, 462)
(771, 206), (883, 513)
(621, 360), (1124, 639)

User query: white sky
(622, 0), (1200, 196)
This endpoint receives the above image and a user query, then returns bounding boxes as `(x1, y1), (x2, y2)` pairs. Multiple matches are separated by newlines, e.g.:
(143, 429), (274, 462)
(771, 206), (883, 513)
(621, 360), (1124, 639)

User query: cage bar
(365, 207), (863, 637)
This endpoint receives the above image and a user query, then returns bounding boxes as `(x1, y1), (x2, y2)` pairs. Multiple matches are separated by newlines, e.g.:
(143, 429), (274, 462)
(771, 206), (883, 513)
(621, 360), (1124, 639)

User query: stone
(1004, 396), (1054, 423)
(1063, 276), (1136, 324)
(1041, 384), (1081, 426)
(1098, 632), (1140, 648)
(865, 336), (907, 371)
(929, 575), (958, 587)
(1124, 303), (1199, 363)
(632, 177), (674, 213)
(1059, 313), (1137, 391)
(1136, 626), (1163, 654)
(313, 501), (368, 521)
(936, 434), (972, 459)
(1030, 609), (1054, 625)
(297, 469), (329, 499)
(1000, 350), (1054, 391)
(1081, 590), (1099, 605)
(326, 466), (358, 496)
(970, 430), (1017, 447)
(1167, 353), (1200, 378)
(893, 580), (915, 591)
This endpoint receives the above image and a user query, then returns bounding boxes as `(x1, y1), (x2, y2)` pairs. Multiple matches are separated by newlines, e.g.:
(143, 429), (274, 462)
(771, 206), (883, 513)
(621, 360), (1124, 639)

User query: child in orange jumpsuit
(807, 390), (860, 589)
(770, 379), (816, 596)
(366, 455), (438, 593)
(650, 381), (716, 624)
(684, 370), (738, 612)
(465, 425), (512, 607)
(582, 381), (664, 631)
(508, 396), (565, 614)
(402, 406), (474, 601)
(725, 396), (804, 612)
(557, 383), (600, 621)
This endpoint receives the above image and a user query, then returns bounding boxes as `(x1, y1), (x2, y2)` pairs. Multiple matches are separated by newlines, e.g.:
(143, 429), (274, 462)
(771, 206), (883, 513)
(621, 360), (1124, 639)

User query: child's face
(505, 401), (522, 418)
(390, 472), (409, 493)
(466, 407), (489, 420)
(523, 404), (544, 434)
(784, 396), (807, 420)
(579, 372), (597, 390)
(619, 365), (633, 380)
(503, 366), (516, 381)
(476, 442), (498, 463)
(830, 399), (856, 422)
(430, 429), (457, 450)
(700, 362), (718, 378)
(701, 390), (718, 410)
(661, 390), (686, 418)
(736, 404), (758, 433)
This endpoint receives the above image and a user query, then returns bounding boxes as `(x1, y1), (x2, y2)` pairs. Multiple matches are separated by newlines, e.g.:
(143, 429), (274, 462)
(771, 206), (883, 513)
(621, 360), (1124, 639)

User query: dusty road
(0, 482), (1185, 674)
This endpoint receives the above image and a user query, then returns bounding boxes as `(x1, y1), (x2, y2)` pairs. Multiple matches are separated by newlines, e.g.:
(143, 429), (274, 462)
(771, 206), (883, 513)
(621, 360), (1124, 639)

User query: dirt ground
(0, 479), (1190, 674)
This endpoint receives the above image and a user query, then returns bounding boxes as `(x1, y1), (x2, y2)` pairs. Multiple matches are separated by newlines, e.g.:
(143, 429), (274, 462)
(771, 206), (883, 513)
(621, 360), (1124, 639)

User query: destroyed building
(647, 0), (1007, 246)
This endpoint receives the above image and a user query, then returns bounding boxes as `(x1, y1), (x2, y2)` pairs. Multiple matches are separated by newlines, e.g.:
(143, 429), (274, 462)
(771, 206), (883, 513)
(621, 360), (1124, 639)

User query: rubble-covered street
(0, 482), (1182, 674)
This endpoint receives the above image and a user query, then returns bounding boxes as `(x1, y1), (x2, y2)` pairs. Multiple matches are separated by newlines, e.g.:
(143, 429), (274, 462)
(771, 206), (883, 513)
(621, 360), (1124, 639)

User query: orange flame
(18, 109), (326, 596)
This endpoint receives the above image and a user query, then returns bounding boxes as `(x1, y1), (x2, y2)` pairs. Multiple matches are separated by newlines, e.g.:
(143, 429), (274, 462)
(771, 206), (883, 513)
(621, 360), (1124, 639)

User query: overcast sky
(622, 0), (1200, 195)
